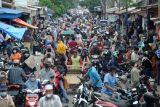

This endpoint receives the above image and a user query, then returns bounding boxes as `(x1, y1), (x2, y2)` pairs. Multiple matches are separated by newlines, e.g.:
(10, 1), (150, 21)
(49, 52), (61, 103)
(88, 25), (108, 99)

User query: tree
(79, 0), (101, 11)
(39, 0), (78, 16)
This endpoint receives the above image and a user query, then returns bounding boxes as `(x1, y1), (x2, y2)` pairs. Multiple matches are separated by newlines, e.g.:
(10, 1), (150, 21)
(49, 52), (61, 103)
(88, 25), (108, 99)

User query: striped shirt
(8, 66), (26, 85)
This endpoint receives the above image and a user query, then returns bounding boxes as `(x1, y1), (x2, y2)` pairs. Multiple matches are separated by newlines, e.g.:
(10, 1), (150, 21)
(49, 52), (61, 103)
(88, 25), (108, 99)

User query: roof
(0, 8), (22, 19)
(0, 22), (27, 40)
(12, 18), (38, 29)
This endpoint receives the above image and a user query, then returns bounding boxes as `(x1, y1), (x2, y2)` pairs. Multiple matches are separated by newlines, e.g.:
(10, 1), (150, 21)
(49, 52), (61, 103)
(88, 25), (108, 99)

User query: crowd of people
(0, 9), (160, 107)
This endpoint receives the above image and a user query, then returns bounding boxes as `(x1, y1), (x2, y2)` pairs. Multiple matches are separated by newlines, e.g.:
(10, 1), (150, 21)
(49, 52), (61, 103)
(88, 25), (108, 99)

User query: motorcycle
(73, 76), (118, 107)
(8, 84), (24, 107)
(23, 89), (41, 107)
(72, 76), (91, 107)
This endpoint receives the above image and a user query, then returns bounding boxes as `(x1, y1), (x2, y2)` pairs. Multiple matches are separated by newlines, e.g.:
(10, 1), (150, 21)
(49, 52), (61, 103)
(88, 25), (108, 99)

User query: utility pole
(158, 0), (160, 17)
(125, 0), (128, 37)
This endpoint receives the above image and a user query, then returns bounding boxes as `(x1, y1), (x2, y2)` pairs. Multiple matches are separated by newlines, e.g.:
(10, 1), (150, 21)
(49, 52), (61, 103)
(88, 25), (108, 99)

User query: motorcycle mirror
(27, 89), (32, 93)
(133, 101), (138, 105)
(132, 88), (137, 92)
(33, 89), (40, 93)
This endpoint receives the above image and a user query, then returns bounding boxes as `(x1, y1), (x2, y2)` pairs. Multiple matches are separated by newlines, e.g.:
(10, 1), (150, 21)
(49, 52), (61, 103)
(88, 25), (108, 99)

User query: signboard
(15, 0), (27, 7)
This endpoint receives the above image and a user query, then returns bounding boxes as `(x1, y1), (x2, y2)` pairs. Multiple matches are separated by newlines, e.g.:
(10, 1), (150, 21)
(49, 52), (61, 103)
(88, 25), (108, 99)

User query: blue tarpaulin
(0, 22), (27, 40)
(0, 8), (22, 19)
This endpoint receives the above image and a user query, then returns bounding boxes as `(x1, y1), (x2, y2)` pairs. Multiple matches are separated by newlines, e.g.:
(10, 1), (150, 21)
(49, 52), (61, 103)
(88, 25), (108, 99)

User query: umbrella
(61, 30), (74, 35)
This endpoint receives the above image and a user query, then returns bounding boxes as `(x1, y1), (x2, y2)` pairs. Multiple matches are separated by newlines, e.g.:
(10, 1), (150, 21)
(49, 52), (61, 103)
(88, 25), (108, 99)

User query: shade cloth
(0, 22), (27, 40)
(12, 18), (38, 29)
(61, 29), (75, 35)
(0, 8), (22, 19)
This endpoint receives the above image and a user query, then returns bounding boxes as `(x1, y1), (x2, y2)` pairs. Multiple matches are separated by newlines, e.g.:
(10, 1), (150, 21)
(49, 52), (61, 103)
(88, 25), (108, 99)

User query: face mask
(46, 94), (52, 98)
(30, 78), (35, 82)
(0, 92), (7, 97)
(13, 50), (16, 53)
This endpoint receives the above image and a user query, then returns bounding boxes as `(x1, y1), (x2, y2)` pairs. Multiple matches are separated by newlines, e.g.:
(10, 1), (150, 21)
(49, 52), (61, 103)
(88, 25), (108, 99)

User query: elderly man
(38, 84), (62, 107)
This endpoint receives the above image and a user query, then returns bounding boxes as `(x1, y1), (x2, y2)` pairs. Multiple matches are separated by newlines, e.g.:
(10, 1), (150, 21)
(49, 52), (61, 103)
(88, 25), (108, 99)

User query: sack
(63, 76), (69, 90)
(24, 55), (36, 69)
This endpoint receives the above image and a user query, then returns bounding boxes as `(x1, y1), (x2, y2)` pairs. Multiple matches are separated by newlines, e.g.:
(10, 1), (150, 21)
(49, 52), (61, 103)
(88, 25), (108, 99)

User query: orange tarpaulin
(12, 18), (38, 29)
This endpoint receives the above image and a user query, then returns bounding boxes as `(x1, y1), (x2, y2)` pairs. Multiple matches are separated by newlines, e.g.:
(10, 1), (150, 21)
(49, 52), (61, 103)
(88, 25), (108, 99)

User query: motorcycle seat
(8, 84), (20, 88)
(93, 92), (101, 97)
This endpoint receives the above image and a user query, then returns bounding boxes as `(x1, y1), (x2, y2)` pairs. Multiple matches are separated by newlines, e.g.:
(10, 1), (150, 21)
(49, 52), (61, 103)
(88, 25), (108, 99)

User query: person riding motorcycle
(25, 73), (42, 91)
(0, 84), (15, 107)
(90, 42), (101, 55)
(39, 61), (55, 82)
(38, 84), (62, 107)
(10, 48), (22, 62)
(85, 63), (102, 91)
(101, 66), (123, 97)
(56, 39), (67, 55)
(8, 60), (26, 86)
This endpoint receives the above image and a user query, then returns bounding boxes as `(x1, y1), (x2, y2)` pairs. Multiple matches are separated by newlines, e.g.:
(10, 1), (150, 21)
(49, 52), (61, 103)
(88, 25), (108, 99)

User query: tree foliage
(79, 0), (101, 11)
(39, 0), (78, 16)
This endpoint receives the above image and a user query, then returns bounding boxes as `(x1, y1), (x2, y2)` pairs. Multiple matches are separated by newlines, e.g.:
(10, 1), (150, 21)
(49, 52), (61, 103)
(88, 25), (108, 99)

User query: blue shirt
(25, 80), (42, 91)
(86, 67), (102, 88)
(101, 73), (118, 96)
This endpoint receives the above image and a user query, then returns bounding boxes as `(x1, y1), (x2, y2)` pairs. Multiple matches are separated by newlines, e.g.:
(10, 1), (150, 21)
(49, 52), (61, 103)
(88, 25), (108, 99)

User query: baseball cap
(45, 84), (53, 90)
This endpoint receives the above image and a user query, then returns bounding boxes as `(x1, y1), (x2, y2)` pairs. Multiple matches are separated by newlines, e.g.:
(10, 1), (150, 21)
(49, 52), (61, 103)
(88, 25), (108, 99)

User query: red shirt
(55, 71), (60, 90)
(68, 40), (78, 53)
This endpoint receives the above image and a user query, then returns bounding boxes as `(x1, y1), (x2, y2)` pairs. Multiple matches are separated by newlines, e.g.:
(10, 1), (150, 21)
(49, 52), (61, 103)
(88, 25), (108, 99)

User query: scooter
(23, 89), (41, 107)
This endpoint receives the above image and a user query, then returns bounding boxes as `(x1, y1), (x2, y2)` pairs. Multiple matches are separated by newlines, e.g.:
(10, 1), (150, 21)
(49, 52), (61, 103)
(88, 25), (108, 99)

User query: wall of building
(0, 0), (1, 7)
(14, 0), (27, 7)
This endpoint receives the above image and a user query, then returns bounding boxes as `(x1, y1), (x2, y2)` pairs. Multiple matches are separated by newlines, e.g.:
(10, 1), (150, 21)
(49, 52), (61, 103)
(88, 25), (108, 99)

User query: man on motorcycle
(8, 60), (26, 86)
(10, 48), (22, 62)
(0, 84), (15, 107)
(25, 73), (42, 91)
(39, 61), (55, 82)
(38, 84), (62, 107)
(85, 63), (102, 91)
(101, 66), (123, 97)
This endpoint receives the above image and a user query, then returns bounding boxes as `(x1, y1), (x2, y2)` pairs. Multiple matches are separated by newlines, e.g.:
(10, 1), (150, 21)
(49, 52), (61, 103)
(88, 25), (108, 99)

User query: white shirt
(38, 95), (62, 107)
(131, 51), (139, 62)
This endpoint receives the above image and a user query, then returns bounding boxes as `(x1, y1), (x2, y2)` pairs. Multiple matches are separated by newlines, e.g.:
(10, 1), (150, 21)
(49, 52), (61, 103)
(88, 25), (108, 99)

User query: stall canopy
(0, 22), (27, 40)
(12, 18), (38, 29)
(62, 29), (75, 35)
(0, 8), (22, 19)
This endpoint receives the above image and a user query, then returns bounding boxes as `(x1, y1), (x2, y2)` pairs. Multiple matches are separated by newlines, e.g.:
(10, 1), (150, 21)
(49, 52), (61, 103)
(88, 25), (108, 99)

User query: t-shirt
(86, 67), (102, 88)
(39, 68), (55, 82)
(101, 73), (118, 96)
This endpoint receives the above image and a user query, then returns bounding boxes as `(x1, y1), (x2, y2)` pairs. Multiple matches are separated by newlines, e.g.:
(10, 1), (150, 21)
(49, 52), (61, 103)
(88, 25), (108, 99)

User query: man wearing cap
(0, 84), (15, 107)
(8, 60), (26, 85)
(38, 84), (62, 107)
